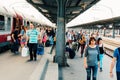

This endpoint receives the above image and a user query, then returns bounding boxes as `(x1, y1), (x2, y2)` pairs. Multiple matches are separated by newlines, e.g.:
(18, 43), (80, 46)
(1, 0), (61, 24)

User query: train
(0, 6), (42, 53)
(0, 6), (25, 52)
(0, 1), (57, 53)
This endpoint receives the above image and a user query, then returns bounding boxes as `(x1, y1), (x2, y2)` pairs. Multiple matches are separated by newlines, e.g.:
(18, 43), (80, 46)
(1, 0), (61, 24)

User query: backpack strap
(116, 47), (120, 60)
(118, 47), (120, 55)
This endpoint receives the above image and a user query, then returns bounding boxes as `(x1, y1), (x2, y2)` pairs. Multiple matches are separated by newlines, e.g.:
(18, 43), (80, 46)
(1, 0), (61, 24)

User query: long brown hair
(97, 37), (102, 45)
(20, 25), (26, 32)
(89, 37), (96, 45)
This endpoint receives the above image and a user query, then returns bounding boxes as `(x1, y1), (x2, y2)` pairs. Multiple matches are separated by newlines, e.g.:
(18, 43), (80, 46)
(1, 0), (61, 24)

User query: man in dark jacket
(11, 27), (20, 54)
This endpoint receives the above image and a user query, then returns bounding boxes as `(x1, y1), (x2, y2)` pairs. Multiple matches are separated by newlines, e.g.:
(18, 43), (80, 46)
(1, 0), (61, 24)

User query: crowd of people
(66, 29), (120, 80)
(11, 22), (56, 61)
(11, 25), (120, 80)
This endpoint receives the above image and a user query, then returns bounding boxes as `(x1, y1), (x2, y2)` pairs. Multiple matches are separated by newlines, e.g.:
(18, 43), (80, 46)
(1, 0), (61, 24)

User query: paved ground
(0, 50), (41, 80)
(0, 46), (117, 80)
(0, 47), (51, 80)
(61, 51), (117, 80)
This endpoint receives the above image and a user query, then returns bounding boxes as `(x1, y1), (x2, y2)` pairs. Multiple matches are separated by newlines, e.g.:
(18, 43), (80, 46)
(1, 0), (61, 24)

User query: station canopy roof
(70, 16), (120, 28)
(67, 0), (120, 27)
(27, 0), (100, 24)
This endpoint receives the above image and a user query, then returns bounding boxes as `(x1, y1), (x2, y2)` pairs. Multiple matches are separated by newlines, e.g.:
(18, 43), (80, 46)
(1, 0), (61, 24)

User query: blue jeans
(86, 65), (98, 80)
(14, 39), (19, 52)
(99, 54), (104, 69)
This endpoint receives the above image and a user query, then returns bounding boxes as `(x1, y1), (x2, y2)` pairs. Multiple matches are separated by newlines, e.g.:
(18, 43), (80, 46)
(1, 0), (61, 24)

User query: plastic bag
(21, 46), (29, 57)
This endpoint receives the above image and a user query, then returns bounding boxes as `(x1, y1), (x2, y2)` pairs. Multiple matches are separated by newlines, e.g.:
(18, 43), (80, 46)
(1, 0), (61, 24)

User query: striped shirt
(26, 29), (40, 43)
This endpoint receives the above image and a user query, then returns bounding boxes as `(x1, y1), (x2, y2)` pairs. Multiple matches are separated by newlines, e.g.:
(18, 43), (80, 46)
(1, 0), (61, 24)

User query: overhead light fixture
(32, 0), (44, 4)
(109, 24), (113, 28)
(39, 7), (48, 12)
(81, 2), (89, 10)
(72, 11), (80, 14)
(46, 14), (50, 17)
(97, 25), (102, 28)
(42, 9), (48, 12)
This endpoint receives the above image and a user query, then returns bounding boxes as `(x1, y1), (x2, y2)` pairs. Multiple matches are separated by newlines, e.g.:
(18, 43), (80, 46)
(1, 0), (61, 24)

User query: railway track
(103, 39), (120, 47)
(102, 37), (120, 58)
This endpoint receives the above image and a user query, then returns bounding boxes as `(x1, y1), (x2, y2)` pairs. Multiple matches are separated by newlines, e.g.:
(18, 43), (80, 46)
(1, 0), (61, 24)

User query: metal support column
(112, 24), (115, 38)
(119, 27), (120, 35)
(103, 28), (106, 37)
(55, 0), (68, 66)
(89, 28), (90, 34)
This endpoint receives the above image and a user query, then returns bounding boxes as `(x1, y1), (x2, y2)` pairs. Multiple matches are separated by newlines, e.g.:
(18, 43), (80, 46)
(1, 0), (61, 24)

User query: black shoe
(15, 51), (19, 54)
(66, 63), (70, 67)
(81, 55), (83, 58)
(27, 59), (33, 62)
(100, 68), (103, 72)
(34, 58), (37, 61)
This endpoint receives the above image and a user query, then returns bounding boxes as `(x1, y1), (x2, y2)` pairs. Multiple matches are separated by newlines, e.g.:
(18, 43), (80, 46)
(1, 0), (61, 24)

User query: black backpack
(66, 47), (75, 59)
(69, 48), (75, 59)
(45, 40), (50, 47)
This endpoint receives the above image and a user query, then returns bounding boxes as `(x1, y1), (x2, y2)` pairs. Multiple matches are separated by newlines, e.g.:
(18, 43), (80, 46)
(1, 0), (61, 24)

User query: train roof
(0, 0), (55, 27)
(0, 5), (15, 17)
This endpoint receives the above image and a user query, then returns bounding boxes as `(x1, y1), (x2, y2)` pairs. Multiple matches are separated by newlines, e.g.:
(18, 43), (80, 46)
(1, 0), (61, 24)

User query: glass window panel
(6, 17), (11, 31)
(0, 15), (5, 30)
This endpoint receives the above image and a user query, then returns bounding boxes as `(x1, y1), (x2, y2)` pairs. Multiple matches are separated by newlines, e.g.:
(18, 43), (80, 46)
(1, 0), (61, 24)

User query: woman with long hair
(97, 38), (104, 72)
(19, 25), (26, 48)
(84, 37), (100, 80)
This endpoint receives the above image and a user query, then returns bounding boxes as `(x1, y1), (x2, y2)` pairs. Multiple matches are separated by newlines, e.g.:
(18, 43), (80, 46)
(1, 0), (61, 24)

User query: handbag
(37, 43), (44, 55)
(42, 36), (47, 42)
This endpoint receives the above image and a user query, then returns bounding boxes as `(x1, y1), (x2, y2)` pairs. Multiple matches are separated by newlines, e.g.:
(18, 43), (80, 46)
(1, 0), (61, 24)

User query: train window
(24, 20), (27, 26)
(0, 15), (5, 30)
(6, 17), (11, 31)
(27, 21), (30, 26)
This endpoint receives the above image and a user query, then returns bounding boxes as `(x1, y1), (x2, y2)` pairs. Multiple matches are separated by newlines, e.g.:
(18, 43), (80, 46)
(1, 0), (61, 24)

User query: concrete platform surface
(0, 50), (42, 80)
(0, 47), (51, 80)
(61, 52), (117, 80)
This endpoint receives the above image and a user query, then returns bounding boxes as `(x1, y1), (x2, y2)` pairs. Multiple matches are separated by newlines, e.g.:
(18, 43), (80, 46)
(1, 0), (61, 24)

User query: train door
(12, 17), (16, 30)
(12, 16), (23, 31)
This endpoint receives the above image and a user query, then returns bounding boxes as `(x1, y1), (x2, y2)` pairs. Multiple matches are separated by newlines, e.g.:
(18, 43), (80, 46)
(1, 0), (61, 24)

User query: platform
(60, 51), (117, 80)
(0, 45), (117, 80)
(0, 47), (58, 80)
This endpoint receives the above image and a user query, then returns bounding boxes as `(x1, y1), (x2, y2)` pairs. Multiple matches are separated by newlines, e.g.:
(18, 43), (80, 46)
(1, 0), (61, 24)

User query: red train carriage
(0, 13), (23, 53)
